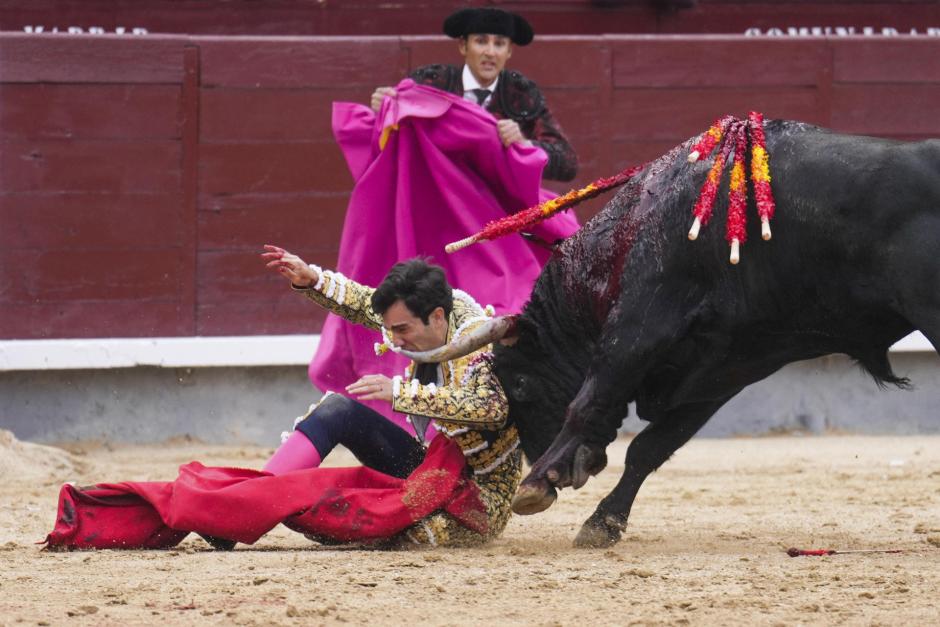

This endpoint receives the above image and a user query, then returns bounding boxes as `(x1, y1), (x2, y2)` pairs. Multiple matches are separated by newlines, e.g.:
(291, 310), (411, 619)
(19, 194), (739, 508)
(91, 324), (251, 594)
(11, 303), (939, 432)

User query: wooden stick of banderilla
(787, 547), (906, 557)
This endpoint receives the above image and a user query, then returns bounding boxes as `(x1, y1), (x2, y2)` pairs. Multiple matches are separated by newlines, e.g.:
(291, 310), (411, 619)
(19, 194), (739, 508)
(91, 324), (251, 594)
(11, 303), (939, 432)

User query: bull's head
(400, 313), (578, 464)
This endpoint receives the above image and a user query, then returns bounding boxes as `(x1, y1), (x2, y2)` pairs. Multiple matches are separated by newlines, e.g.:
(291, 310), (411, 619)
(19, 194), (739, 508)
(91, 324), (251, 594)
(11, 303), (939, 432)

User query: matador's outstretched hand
(262, 244), (318, 287)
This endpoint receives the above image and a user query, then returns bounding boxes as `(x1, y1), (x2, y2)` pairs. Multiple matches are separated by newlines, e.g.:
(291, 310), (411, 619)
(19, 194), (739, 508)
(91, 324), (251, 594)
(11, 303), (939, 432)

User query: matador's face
(382, 300), (449, 352)
(458, 33), (512, 88)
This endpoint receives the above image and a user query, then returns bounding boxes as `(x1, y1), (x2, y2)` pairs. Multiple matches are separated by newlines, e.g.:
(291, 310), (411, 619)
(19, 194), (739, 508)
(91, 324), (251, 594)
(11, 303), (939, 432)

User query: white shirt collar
(462, 64), (498, 102)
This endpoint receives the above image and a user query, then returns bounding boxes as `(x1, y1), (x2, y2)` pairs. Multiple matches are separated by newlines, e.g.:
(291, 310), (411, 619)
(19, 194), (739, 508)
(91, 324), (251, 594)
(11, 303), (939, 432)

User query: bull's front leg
(512, 279), (701, 516)
(572, 397), (731, 548)
(512, 362), (633, 516)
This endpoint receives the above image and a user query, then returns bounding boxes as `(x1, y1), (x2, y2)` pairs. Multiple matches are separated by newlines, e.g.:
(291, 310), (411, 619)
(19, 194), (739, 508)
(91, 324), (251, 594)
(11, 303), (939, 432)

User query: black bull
(411, 120), (940, 547)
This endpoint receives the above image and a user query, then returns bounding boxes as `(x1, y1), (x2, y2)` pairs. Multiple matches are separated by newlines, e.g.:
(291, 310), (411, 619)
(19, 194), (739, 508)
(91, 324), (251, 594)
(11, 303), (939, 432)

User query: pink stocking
(263, 431), (322, 475)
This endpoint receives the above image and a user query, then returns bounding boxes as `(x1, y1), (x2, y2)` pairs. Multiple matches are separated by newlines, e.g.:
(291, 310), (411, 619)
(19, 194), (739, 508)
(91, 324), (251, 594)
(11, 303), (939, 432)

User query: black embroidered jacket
(409, 64), (578, 182)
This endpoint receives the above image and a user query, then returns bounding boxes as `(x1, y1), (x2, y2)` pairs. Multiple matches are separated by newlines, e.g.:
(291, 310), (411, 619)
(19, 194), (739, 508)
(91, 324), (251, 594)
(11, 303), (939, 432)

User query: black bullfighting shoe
(198, 533), (237, 551)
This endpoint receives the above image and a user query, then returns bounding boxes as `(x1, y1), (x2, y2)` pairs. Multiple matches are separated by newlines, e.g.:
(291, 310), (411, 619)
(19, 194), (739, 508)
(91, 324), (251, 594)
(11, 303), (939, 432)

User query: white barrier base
(0, 335), (320, 370)
(0, 332), (933, 371)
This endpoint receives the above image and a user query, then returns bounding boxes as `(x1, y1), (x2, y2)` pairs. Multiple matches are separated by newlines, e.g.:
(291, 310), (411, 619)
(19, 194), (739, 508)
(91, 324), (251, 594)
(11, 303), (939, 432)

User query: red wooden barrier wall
(2, 0), (939, 36)
(2, 33), (939, 339)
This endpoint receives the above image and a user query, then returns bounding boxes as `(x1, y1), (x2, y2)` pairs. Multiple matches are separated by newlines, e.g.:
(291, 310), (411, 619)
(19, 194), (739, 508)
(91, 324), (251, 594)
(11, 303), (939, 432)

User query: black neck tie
(471, 88), (491, 106)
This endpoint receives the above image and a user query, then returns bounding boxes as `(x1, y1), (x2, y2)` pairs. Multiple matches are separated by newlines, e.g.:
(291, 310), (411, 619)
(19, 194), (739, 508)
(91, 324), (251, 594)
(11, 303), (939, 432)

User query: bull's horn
(398, 315), (518, 363)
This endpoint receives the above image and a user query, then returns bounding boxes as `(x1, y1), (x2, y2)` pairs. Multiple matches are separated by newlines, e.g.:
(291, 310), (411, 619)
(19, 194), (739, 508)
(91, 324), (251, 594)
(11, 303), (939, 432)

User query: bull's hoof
(511, 481), (558, 515)
(573, 515), (624, 549)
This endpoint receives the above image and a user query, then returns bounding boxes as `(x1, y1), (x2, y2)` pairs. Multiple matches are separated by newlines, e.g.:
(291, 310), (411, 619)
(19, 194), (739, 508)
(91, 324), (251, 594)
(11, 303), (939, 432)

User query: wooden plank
(831, 84), (940, 135)
(596, 41), (614, 194)
(0, 84), (181, 140)
(539, 87), (603, 139)
(610, 38), (829, 88)
(200, 87), (371, 142)
(198, 38), (407, 88)
(815, 62), (834, 129)
(197, 302), (327, 336)
(195, 245), (335, 335)
(198, 193), (347, 252)
(524, 11), (659, 36)
(558, 140), (601, 179)
(401, 37), (455, 75)
(0, 249), (182, 302)
(610, 139), (685, 171)
(403, 36), (608, 87)
(0, 302), (184, 339)
(0, 2), (644, 38)
(178, 44), (199, 335)
(831, 39), (940, 83)
(0, 140), (181, 193)
(513, 39), (608, 88)
(197, 249), (337, 302)
(0, 34), (185, 83)
(659, 5), (940, 35)
(2, 3), (937, 37)
(199, 142), (351, 195)
(608, 87), (821, 141)
(0, 192), (183, 249)
(196, 248), (337, 335)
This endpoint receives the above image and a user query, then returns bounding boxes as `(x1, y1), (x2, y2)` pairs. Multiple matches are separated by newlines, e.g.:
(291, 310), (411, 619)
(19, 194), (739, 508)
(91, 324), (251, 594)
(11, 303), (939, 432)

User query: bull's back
(537, 121), (937, 339)
(766, 123), (940, 308)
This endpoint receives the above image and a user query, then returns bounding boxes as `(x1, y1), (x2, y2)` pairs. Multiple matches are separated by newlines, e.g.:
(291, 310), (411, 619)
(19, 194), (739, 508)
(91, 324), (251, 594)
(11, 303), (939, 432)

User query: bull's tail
(855, 350), (911, 390)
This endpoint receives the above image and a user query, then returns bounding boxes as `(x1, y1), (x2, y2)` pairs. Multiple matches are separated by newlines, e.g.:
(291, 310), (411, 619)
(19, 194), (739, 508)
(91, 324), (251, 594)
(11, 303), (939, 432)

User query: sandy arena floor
(1, 431), (939, 626)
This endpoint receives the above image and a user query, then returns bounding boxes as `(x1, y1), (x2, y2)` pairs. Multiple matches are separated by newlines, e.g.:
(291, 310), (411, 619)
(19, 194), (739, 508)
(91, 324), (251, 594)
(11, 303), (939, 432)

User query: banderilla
(787, 547), (905, 557)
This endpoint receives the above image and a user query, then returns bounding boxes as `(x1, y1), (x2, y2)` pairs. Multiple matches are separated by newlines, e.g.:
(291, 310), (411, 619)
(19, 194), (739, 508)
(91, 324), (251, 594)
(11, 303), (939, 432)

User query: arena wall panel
(198, 38), (407, 88)
(2, 1), (937, 37)
(830, 85), (940, 136)
(0, 193), (183, 249)
(0, 84), (181, 140)
(0, 34), (184, 83)
(830, 39), (940, 82)
(199, 88), (362, 141)
(2, 33), (939, 340)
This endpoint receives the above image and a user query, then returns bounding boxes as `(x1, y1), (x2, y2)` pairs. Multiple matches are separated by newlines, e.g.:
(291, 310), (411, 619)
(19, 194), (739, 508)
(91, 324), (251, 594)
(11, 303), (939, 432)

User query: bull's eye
(512, 374), (530, 400)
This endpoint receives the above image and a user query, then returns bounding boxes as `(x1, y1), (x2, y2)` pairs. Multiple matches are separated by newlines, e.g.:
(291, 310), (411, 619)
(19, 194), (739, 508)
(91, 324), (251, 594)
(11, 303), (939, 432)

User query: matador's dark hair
(371, 258), (454, 324)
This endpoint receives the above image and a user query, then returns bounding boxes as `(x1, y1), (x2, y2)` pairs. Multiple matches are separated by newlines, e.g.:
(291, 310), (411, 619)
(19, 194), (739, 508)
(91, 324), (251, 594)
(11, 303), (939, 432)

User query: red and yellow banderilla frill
(445, 164), (646, 253)
(748, 111), (775, 241)
(445, 112), (776, 266)
(687, 111), (776, 264)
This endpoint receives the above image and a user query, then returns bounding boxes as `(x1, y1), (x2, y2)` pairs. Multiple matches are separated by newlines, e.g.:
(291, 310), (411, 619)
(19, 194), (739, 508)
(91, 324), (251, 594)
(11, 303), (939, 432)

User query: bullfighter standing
(308, 6), (581, 443)
(371, 7), (579, 182)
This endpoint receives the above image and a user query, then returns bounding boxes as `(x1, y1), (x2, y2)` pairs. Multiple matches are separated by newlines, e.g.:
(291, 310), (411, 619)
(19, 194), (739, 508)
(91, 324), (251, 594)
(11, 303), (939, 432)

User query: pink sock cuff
(263, 431), (322, 475)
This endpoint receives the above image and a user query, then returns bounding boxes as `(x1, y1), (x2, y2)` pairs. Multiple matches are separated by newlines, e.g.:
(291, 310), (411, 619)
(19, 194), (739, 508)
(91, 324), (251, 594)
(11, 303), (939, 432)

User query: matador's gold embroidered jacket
(297, 266), (523, 547)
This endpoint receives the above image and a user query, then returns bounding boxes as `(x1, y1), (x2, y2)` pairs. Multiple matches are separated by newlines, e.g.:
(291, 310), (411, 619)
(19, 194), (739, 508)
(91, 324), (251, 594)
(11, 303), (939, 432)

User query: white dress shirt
(462, 64), (498, 108)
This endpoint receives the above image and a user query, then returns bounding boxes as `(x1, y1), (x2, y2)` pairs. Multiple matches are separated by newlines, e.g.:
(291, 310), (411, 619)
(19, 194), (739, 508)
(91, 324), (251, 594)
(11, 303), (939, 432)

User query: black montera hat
(443, 8), (534, 46)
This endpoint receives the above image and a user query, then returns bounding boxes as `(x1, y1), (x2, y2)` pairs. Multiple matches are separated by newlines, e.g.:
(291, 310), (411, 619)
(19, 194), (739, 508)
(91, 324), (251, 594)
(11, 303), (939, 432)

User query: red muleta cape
(43, 436), (486, 550)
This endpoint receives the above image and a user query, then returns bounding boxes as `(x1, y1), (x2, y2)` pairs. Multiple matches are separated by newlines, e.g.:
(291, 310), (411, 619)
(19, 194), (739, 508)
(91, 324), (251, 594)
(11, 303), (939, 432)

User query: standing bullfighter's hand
(370, 86), (397, 112)
(346, 374), (393, 402)
(497, 119), (533, 148)
(261, 244), (318, 287)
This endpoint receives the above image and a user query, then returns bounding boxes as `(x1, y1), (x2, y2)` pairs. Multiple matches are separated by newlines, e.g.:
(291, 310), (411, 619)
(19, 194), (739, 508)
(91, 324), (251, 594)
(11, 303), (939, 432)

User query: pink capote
(310, 79), (580, 430)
